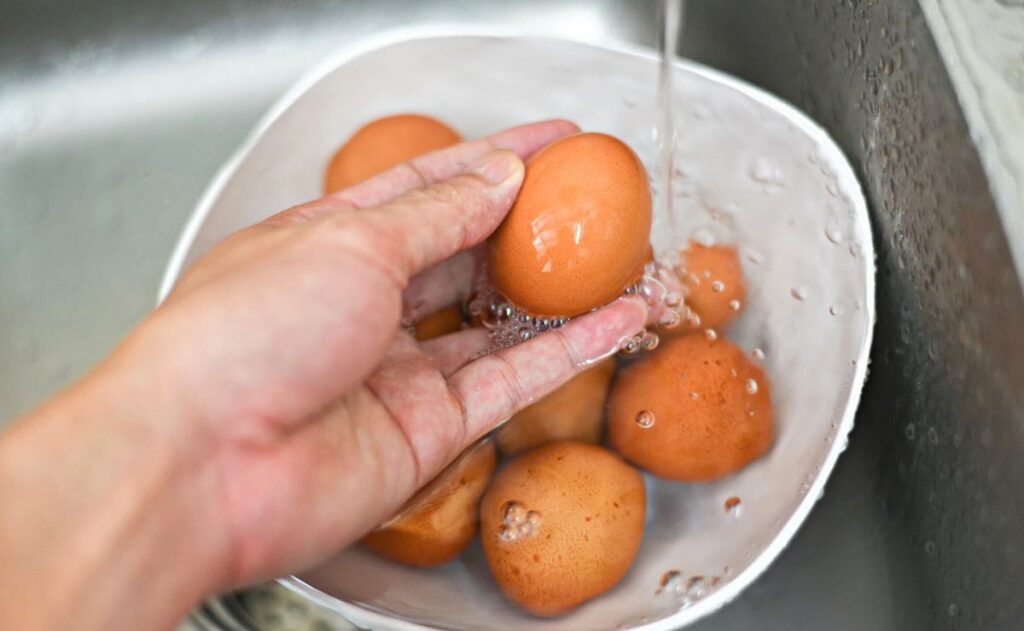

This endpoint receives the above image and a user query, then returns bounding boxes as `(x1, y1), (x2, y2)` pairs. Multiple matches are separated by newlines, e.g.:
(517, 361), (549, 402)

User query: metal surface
(159, 33), (873, 630)
(2, 1), (1022, 630)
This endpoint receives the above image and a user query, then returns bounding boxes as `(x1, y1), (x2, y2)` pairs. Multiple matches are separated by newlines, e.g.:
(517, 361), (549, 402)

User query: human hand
(0, 120), (651, 631)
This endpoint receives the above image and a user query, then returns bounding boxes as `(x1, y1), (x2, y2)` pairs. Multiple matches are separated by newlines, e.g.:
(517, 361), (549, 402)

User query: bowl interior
(162, 33), (874, 631)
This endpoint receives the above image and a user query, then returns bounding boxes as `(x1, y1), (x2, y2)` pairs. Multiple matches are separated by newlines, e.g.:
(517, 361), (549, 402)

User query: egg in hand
(488, 133), (653, 318)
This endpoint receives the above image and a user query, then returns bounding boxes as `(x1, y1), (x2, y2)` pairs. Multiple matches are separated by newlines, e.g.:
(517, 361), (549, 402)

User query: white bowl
(161, 30), (875, 631)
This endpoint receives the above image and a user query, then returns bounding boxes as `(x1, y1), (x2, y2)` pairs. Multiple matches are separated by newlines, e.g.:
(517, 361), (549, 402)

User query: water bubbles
(905, 423), (917, 440)
(724, 496), (743, 517)
(685, 576), (710, 600)
(927, 427), (939, 445)
(636, 410), (656, 429)
(499, 501), (541, 541)
(924, 541), (937, 557)
(791, 286), (808, 301)
(689, 391), (701, 400)
(829, 304), (845, 317)
(948, 603), (960, 617)
(751, 348), (765, 362)
(745, 379), (759, 395)
(711, 280), (726, 293)
(664, 292), (682, 308)
(659, 310), (682, 329)
(704, 329), (718, 342)
(620, 336), (641, 354)
(728, 299), (741, 311)
(641, 331), (661, 350)
(825, 223), (844, 245)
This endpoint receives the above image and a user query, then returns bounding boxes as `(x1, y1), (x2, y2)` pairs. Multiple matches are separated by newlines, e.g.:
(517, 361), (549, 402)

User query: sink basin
(2, 1), (1022, 629)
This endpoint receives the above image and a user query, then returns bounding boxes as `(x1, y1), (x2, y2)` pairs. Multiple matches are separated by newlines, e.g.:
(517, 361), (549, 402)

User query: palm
(162, 120), (650, 588)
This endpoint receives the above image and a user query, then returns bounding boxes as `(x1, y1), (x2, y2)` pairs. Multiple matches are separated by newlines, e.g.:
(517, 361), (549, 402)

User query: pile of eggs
(324, 114), (773, 617)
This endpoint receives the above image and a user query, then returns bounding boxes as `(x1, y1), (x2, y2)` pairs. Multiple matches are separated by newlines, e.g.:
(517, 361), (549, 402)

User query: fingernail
(472, 150), (524, 187)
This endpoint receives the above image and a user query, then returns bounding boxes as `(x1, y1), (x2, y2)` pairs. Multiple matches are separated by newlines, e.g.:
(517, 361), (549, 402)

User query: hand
(0, 120), (649, 631)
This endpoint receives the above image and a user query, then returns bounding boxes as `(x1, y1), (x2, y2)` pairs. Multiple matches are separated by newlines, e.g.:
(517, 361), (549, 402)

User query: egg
(608, 333), (773, 481)
(495, 360), (615, 456)
(676, 242), (746, 330)
(363, 439), (496, 567)
(480, 441), (645, 616)
(414, 305), (464, 341)
(488, 133), (653, 318)
(324, 114), (462, 193)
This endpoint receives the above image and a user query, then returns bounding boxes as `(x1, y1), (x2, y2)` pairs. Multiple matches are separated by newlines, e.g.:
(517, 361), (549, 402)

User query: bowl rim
(160, 24), (876, 631)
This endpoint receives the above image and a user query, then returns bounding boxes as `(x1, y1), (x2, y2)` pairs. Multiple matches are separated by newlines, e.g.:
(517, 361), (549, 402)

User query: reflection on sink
(3, 0), (1021, 629)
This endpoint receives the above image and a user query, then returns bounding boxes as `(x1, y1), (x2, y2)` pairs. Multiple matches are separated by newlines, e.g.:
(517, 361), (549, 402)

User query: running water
(654, 0), (684, 254)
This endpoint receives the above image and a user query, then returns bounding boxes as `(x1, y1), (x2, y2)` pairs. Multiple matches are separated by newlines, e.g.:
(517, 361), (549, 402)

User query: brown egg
(495, 360), (615, 456)
(324, 114), (462, 193)
(608, 333), (772, 481)
(677, 242), (746, 330)
(488, 133), (653, 318)
(480, 441), (645, 617)
(363, 439), (496, 567)
(414, 305), (464, 341)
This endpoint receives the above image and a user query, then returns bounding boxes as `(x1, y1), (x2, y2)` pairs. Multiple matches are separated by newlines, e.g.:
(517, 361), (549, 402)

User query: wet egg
(676, 242), (746, 331)
(324, 114), (462, 193)
(480, 441), (645, 616)
(495, 360), (615, 456)
(608, 333), (773, 481)
(488, 133), (653, 318)
(362, 439), (496, 567)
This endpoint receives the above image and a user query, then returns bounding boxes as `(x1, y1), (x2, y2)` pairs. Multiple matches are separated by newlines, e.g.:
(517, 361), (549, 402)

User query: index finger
(268, 119), (579, 225)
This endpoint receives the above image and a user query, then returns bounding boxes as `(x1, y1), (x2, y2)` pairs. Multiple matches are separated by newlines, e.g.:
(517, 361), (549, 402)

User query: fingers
(448, 297), (649, 440)
(402, 248), (483, 323)
(419, 328), (491, 376)
(269, 119), (579, 225)
(332, 150), (524, 284)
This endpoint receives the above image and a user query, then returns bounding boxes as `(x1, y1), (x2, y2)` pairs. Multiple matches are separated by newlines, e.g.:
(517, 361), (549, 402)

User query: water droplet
(689, 391), (701, 400)
(791, 286), (807, 301)
(826, 224), (844, 245)
(620, 335), (641, 354)
(724, 496), (743, 517)
(622, 94), (639, 108)
(641, 331), (660, 351)
(925, 541), (937, 556)
(691, 227), (717, 247)
(905, 424), (917, 439)
(636, 410), (656, 429)
(948, 603), (960, 617)
(745, 379), (759, 395)
(711, 280), (725, 293)
(704, 329), (718, 342)
(686, 576), (709, 600)
(747, 157), (786, 190)
(927, 427), (939, 445)
(829, 304), (845, 316)
(751, 348), (765, 361)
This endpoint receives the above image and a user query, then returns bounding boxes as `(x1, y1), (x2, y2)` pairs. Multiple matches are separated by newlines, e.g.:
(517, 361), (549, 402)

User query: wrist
(0, 333), (227, 630)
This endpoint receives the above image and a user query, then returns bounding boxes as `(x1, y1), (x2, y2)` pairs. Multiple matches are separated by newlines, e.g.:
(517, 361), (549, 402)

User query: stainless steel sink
(3, 1), (1022, 629)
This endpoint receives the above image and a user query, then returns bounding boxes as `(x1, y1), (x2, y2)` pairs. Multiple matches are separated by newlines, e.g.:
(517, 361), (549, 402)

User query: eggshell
(677, 242), (746, 330)
(495, 360), (615, 456)
(488, 133), (652, 318)
(608, 333), (773, 481)
(363, 439), (496, 567)
(324, 114), (462, 193)
(480, 441), (645, 616)
(414, 306), (464, 341)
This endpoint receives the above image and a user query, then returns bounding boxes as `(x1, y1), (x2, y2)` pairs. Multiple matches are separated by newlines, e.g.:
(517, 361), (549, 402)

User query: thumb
(354, 149), (525, 282)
